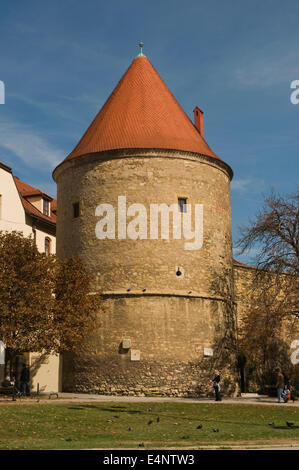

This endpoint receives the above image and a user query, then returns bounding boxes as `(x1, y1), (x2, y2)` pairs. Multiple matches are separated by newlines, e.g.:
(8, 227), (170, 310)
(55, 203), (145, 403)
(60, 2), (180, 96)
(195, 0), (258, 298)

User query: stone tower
(53, 47), (238, 396)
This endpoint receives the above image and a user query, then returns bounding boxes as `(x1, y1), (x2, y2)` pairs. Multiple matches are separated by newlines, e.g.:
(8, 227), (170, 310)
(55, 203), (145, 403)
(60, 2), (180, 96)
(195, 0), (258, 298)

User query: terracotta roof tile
(14, 177), (56, 224)
(62, 56), (221, 164)
(14, 178), (49, 198)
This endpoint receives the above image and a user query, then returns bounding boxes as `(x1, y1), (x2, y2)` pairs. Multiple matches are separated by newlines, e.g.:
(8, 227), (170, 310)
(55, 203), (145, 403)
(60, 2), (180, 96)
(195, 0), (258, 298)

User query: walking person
(281, 386), (290, 403)
(20, 364), (30, 396)
(275, 367), (285, 403)
(212, 369), (222, 401)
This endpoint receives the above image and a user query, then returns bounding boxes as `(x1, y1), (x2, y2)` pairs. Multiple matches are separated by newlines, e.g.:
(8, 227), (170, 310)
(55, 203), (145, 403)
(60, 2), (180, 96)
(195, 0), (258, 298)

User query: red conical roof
(64, 55), (221, 163)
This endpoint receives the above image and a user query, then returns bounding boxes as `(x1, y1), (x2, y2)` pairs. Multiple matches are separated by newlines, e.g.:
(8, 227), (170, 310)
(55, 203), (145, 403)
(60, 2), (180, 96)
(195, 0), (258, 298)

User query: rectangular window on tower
(73, 202), (80, 218)
(178, 197), (187, 213)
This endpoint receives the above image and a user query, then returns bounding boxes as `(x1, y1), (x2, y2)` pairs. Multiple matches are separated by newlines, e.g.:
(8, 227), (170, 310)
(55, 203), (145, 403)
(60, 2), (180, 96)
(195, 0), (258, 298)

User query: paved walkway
(1, 392), (298, 407)
(45, 392), (299, 406)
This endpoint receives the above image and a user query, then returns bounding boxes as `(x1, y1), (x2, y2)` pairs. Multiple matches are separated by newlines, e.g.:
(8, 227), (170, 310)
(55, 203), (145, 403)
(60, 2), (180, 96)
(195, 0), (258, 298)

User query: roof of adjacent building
(0, 160), (12, 173)
(233, 258), (251, 268)
(60, 55), (222, 165)
(14, 177), (56, 224)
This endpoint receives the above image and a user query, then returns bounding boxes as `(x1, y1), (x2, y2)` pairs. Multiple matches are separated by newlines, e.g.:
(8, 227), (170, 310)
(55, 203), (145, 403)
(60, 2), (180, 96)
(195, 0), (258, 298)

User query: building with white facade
(0, 160), (59, 393)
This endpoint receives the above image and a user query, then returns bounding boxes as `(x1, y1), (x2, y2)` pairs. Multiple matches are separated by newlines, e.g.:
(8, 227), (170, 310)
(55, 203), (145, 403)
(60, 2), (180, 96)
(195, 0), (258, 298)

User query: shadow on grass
(70, 404), (99, 408)
(62, 403), (299, 432)
(273, 426), (299, 430)
(65, 406), (298, 432)
(67, 405), (142, 414)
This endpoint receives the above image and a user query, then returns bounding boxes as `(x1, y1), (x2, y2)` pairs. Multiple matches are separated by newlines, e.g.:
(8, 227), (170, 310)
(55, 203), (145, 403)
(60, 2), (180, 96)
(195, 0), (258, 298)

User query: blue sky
(0, 0), (298, 263)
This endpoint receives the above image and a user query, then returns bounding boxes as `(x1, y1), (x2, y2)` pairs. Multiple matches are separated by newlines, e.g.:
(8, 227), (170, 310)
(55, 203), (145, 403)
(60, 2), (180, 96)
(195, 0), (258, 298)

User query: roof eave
(0, 161), (12, 173)
(53, 147), (233, 182)
(28, 212), (56, 228)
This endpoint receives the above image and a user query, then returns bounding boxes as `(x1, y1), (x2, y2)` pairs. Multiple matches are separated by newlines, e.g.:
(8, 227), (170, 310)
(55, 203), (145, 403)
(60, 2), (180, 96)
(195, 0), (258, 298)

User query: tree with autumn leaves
(0, 231), (100, 374)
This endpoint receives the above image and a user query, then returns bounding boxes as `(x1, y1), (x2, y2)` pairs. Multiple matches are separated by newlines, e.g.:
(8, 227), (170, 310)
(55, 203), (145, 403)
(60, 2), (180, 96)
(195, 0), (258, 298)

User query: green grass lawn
(0, 401), (298, 449)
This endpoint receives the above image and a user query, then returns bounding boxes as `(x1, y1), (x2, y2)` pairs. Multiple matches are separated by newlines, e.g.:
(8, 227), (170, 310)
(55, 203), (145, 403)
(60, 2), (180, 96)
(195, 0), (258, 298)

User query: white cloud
(231, 178), (252, 191)
(0, 118), (64, 170)
(60, 92), (106, 112)
(30, 180), (57, 198)
(7, 93), (88, 125)
(231, 177), (265, 193)
(234, 50), (299, 88)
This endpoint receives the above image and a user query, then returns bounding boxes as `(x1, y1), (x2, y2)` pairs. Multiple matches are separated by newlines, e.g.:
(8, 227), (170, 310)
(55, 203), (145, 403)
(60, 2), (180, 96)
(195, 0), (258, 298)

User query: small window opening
(178, 197), (187, 213)
(73, 202), (80, 218)
(175, 266), (184, 277)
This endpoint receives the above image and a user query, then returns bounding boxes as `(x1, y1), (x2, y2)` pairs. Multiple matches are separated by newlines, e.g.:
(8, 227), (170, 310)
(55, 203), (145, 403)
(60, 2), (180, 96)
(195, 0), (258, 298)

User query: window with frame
(43, 198), (50, 216)
(45, 237), (51, 256)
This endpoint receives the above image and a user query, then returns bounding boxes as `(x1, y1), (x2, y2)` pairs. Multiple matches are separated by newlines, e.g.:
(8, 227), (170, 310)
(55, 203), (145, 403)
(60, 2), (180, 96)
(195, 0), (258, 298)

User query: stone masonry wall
(62, 295), (238, 397)
(233, 264), (299, 380)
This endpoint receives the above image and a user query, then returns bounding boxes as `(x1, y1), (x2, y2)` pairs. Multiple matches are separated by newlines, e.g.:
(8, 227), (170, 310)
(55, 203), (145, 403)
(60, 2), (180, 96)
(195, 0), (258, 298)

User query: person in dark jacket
(275, 367), (285, 403)
(20, 364), (30, 396)
(212, 369), (222, 401)
(1, 375), (13, 387)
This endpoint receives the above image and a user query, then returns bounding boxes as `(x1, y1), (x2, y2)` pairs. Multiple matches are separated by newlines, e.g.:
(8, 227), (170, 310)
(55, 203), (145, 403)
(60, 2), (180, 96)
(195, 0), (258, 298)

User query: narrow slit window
(178, 197), (187, 213)
(73, 202), (80, 218)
